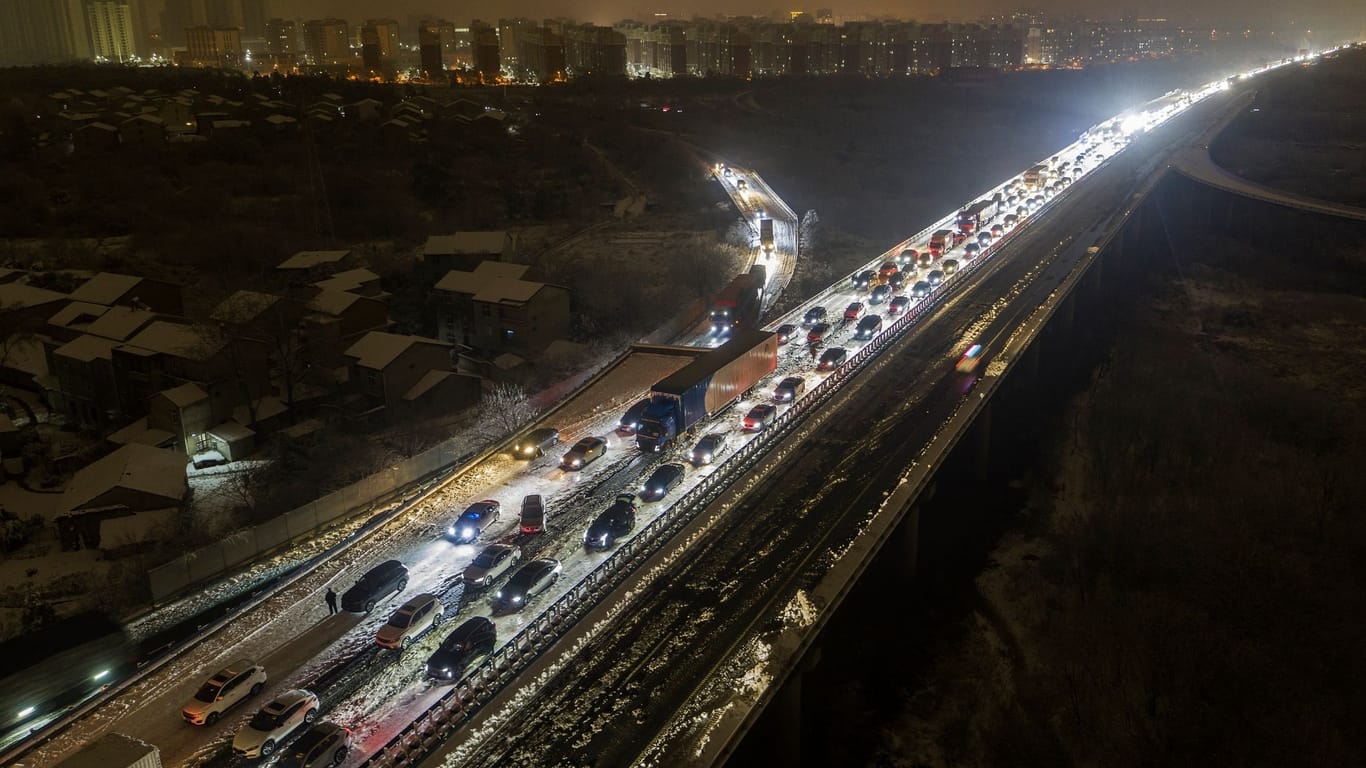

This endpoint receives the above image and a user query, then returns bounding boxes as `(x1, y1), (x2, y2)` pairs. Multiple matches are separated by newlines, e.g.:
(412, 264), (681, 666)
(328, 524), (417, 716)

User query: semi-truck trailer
(929, 229), (955, 256)
(957, 198), (1002, 233)
(1023, 164), (1049, 189)
(709, 264), (767, 333)
(759, 218), (775, 252)
(55, 733), (162, 768)
(636, 327), (779, 451)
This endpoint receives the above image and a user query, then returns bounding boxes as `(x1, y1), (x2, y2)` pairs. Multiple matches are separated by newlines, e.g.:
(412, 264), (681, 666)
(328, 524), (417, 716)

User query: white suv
(232, 689), (319, 758)
(375, 593), (444, 650)
(182, 659), (267, 726)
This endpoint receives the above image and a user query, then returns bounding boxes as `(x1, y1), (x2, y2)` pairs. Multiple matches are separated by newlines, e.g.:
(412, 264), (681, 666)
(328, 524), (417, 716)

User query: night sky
(262, 0), (1363, 28)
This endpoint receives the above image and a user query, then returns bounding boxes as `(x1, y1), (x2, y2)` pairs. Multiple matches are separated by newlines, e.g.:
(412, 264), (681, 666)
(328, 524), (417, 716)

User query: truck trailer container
(929, 229), (955, 256)
(1022, 164), (1049, 189)
(759, 218), (775, 252)
(709, 264), (767, 333)
(636, 328), (779, 451)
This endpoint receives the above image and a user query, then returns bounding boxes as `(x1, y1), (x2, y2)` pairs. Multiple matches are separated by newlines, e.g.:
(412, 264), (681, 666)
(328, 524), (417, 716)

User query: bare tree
(799, 209), (820, 254)
(479, 383), (537, 439)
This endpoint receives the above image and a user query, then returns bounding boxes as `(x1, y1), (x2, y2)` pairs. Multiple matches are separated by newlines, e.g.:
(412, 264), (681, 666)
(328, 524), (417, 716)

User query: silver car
(232, 689), (319, 759)
(375, 593), (443, 650)
(463, 544), (523, 588)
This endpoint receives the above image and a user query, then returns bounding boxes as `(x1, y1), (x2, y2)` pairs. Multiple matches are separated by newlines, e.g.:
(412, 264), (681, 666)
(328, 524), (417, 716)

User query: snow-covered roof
(493, 352), (525, 370)
(210, 290), (280, 324)
(423, 231), (508, 257)
(61, 443), (188, 515)
(434, 262), (546, 305)
(48, 301), (108, 329)
(0, 282), (67, 309)
(122, 321), (219, 360)
(86, 305), (156, 340)
(53, 731), (160, 768)
(69, 272), (142, 305)
(53, 334), (119, 363)
(122, 113), (163, 126)
(312, 268), (379, 293)
(278, 250), (351, 270)
(307, 289), (362, 316)
(82, 122), (117, 133)
(208, 420), (255, 442)
(107, 417), (175, 447)
(265, 114), (297, 125)
(233, 396), (287, 425)
(345, 331), (449, 371)
(158, 382), (208, 408)
(403, 369), (453, 401)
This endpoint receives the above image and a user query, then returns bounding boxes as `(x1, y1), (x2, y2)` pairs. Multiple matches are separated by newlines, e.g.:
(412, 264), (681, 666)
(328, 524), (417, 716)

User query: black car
(690, 432), (729, 466)
(585, 493), (638, 550)
(801, 306), (828, 327)
(854, 314), (883, 340)
(618, 398), (651, 434)
(773, 376), (806, 402)
(340, 560), (408, 613)
(817, 347), (849, 371)
(495, 558), (563, 612)
(851, 269), (875, 291)
(425, 617), (497, 683)
(774, 323), (798, 345)
(513, 427), (560, 459)
(640, 463), (686, 502)
(869, 284), (891, 305)
(279, 722), (350, 768)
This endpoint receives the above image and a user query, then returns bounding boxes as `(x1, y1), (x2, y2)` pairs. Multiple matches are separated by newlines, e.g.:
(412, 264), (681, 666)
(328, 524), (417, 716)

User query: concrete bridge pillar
(974, 401), (993, 483)
(767, 644), (823, 767)
(896, 505), (921, 587)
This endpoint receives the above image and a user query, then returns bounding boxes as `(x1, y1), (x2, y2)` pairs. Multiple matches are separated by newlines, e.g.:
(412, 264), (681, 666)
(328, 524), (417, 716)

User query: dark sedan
(640, 464), (686, 502)
(495, 559), (563, 612)
(425, 617), (497, 682)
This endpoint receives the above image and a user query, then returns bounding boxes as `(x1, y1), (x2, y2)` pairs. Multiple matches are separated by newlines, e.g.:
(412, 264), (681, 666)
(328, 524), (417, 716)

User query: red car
(843, 302), (865, 321)
(888, 295), (911, 316)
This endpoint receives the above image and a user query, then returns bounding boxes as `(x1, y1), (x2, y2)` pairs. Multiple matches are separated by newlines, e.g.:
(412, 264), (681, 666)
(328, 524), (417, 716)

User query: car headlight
(512, 595), (523, 603)
(600, 534), (609, 544)
(571, 459), (581, 468)
(495, 590), (503, 599)
(460, 527), (475, 539)
(447, 525), (456, 536)
(703, 453), (712, 461)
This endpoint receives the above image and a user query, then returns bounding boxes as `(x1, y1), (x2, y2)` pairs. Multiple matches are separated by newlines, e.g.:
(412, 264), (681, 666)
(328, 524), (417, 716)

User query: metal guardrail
(356, 177), (1054, 768)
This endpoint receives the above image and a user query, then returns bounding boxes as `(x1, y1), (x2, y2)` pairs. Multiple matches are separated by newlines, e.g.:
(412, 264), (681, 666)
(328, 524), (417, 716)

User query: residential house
(277, 250), (354, 283)
(421, 231), (515, 272)
(110, 321), (269, 424)
(45, 301), (109, 344)
(433, 261), (570, 356)
(69, 272), (184, 315)
(74, 122), (120, 152)
(49, 335), (122, 427)
(302, 290), (389, 371)
(54, 443), (189, 551)
(119, 114), (166, 148)
(343, 332), (477, 418)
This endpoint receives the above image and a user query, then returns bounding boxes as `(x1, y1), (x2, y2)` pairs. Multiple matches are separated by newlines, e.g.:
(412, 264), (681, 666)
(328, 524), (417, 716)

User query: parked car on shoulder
(279, 722), (351, 768)
(520, 494), (546, 534)
(463, 544), (523, 588)
(232, 688), (319, 759)
(927, 270), (945, 287)
(641, 463), (686, 502)
(495, 559), (563, 612)
(910, 281), (932, 299)
(375, 593), (443, 651)
(182, 660), (267, 726)
(513, 427), (560, 458)
(340, 560), (408, 613)
(447, 500), (501, 543)
(426, 617), (497, 683)
(942, 259), (959, 275)
(561, 436), (607, 471)
(690, 432), (730, 466)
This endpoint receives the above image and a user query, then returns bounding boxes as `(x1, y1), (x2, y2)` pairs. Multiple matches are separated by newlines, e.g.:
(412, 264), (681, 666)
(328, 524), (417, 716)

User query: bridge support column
(974, 401), (993, 483)
(896, 505), (921, 587)
(768, 644), (822, 767)
(1021, 337), (1041, 387)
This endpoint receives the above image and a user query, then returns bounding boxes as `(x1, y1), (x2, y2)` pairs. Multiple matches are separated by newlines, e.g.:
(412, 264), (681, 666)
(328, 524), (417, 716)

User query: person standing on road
(325, 587), (338, 615)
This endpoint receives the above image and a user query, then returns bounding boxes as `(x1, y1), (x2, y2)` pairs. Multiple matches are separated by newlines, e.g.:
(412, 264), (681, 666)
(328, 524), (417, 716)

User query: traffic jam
(157, 80), (1232, 766)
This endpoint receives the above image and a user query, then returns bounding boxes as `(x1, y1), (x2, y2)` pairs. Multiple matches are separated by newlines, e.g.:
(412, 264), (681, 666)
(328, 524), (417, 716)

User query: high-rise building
(418, 18), (456, 79)
(240, 0), (265, 39)
(563, 25), (626, 77)
(86, 0), (137, 62)
(470, 20), (500, 82)
(264, 17), (295, 55)
(161, 0), (205, 49)
(0, 0), (91, 66)
(185, 25), (241, 66)
(517, 26), (565, 82)
(361, 18), (400, 75)
(302, 18), (350, 66)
